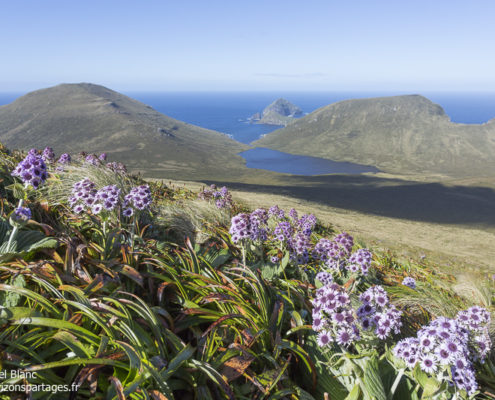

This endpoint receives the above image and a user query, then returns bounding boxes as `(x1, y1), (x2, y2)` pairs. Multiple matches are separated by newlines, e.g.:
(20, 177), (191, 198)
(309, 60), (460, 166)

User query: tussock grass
(153, 199), (231, 244)
(452, 273), (493, 308)
(388, 282), (467, 319)
(38, 163), (133, 205)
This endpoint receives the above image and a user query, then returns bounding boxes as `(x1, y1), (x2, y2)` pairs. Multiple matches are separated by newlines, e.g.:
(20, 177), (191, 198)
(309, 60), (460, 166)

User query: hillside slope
(254, 95), (495, 177)
(0, 83), (249, 179)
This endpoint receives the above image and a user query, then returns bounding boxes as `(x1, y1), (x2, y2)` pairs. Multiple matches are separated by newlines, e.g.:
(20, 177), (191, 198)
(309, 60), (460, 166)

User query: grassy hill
(0, 144), (493, 399)
(0, 83), (249, 180)
(254, 95), (495, 177)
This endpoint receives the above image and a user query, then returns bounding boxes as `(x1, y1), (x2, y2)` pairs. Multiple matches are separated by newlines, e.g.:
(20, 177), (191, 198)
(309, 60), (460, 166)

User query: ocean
(126, 91), (495, 144)
(2, 91), (495, 145)
(1, 91), (494, 175)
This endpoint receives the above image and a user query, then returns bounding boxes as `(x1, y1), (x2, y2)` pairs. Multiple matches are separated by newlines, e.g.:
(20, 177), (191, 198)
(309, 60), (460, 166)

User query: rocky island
(250, 98), (303, 126)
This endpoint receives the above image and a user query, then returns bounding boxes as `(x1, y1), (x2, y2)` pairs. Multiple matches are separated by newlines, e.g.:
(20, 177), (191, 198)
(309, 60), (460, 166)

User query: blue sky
(1, 0), (494, 92)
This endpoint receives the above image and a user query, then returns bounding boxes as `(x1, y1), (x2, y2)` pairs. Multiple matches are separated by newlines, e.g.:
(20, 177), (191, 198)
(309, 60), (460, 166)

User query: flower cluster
(229, 209), (269, 243)
(347, 248), (372, 275)
(268, 205), (285, 219)
(69, 180), (153, 217)
(357, 286), (402, 339)
(57, 153), (71, 164)
(249, 208), (269, 241)
(42, 147), (55, 163)
(312, 232), (372, 277)
(13, 207), (32, 222)
(69, 178), (98, 214)
(85, 154), (99, 166)
(96, 185), (121, 212)
(315, 271), (333, 285)
(270, 208), (317, 264)
(393, 307), (491, 396)
(198, 184), (233, 209)
(402, 277), (416, 289)
(312, 283), (402, 349)
(455, 306), (491, 362)
(312, 283), (360, 347)
(106, 162), (127, 174)
(11, 149), (48, 189)
(229, 213), (250, 243)
(230, 206), (366, 267)
(313, 233), (354, 264)
(123, 185), (152, 216)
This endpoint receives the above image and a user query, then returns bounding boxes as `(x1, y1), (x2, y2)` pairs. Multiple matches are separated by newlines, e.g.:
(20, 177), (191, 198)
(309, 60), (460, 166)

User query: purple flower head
(124, 185), (152, 211)
(11, 151), (48, 189)
(229, 213), (251, 243)
(42, 147), (55, 162)
(288, 208), (298, 221)
(402, 277), (416, 289)
(98, 153), (107, 161)
(14, 207), (31, 222)
(97, 185), (121, 211)
(348, 248), (372, 275)
(122, 207), (134, 217)
(273, 221), (293, 243)
(268, 205), (285, 218)
(317, 331), (333, 347)
(70, 178), (97, 214)
(73, 204), (84, 214)
(316, 271), (333, 286)
(198, 184), (233, 209)
(85, 154), (99, 166)
(106, 162), (127, 173)
(336, 328), (355, 347)
(57, 153), (71, 164)
(249, 208), (269, 241)
(420, 355), (438, 374)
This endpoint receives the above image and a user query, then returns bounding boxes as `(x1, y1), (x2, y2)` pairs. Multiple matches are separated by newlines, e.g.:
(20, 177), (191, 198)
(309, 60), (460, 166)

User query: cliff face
(254, 94), (495, 177)
(250, 98), (303, 126)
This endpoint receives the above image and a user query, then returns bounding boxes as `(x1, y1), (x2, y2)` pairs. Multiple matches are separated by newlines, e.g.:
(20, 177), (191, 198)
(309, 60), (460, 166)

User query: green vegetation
(0, 83), (248, 180)
(0, 143), (494, 399)
(254, 95), (495, 177)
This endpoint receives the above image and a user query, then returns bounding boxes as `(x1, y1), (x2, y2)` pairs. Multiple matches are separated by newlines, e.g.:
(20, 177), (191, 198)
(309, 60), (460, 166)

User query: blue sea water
(2, 91), (495, 175)
(125, 91), (495, 144)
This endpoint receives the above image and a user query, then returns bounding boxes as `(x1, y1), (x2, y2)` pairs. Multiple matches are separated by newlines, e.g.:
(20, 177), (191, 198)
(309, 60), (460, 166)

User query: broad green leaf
(362, 357), (387, 400)
(345, 384), (361, 400)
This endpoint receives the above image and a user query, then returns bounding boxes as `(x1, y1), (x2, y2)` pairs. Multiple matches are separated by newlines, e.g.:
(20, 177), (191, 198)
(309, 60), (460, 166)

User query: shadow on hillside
(203, 174), (495, 227)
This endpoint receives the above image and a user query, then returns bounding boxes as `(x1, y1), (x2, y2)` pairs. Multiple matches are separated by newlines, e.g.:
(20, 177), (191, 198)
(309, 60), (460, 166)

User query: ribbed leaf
(362, 357), (387, 400)
(11, 317), (100, 345)
(115, 340), (142, 385)
(23, 357), (128, 372)
(51, 331), (93, 358)
(345, 384), (361, 400)
(161, 344), (195, 380)
(0, 306), (43, 321)
(0, 284), (62, 317)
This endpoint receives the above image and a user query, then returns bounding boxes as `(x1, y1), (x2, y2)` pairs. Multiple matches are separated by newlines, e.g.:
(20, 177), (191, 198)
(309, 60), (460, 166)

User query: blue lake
(239, 148), (380, 175)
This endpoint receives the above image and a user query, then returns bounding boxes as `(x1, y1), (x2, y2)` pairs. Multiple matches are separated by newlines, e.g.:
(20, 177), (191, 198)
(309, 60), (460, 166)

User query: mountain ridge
(0, 83), (249, 179)
(254, 94), (495, 177)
